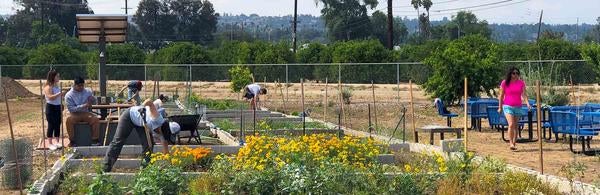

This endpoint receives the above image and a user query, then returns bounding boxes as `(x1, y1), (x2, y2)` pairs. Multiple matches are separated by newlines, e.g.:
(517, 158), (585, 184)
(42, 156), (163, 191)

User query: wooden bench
(416, 125), (462, 145)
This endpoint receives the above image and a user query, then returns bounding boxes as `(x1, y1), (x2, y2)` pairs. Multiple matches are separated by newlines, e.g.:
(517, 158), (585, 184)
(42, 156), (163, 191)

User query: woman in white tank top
(43, 70), (66, 150)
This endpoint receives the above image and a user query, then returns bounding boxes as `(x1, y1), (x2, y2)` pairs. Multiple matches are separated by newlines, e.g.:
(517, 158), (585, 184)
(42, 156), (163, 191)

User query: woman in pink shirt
(497, 67), (531, 151)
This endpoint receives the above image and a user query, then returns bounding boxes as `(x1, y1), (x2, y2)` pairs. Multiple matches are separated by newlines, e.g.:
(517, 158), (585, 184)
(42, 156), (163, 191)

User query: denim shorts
(503, 105), (525, 116)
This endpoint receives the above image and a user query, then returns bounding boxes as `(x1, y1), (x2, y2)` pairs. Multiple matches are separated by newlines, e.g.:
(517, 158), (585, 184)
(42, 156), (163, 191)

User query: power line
(394, 0), (462, 8)
(433, 0), (514, 12)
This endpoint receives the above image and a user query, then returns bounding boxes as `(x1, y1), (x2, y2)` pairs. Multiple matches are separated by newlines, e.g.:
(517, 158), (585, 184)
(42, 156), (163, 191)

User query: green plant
(87, 172), (122, 195)
(57, 172), (90, 194)
(341, 87), (352, 104)
(132, 164), (186, 195)
(228, 65), (252, 92)
(213, 119), (237, 132)
(560, 160), (588, 193)
(500, 171), (560, 195)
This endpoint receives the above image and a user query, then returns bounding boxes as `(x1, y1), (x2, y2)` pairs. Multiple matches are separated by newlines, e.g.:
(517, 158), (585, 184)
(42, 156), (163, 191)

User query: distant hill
(217, 14), (595, 43)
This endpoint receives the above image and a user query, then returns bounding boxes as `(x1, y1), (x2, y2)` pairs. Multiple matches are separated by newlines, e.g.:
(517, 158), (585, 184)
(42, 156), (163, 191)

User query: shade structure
(76, 14), (127, 43)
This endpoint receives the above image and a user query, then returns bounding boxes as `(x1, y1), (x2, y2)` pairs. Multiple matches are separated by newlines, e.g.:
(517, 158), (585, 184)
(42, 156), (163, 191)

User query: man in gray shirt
(64, 76), (100, 146)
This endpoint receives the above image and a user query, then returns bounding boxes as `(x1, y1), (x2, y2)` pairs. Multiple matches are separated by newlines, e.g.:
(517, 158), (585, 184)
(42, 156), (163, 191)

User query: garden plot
(28, 133), (593, 195)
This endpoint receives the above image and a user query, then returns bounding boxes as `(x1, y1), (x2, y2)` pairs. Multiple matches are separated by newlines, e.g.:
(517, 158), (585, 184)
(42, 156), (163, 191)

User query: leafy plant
(87, 172), (122, 195)
(56, 172), (90, 194)
(132, 164), (186, 195)
(228, 65), (253, 92)
(560, 160), (588, 194)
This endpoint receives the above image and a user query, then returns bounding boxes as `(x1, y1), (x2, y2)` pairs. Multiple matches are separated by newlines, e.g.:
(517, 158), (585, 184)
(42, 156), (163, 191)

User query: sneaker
(91, 140), (101, 146)
(53, 144), (63, 149)
(48, 144), (58, 151)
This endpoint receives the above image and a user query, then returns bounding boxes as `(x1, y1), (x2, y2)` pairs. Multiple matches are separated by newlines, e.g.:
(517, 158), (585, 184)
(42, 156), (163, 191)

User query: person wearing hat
(118, 80), (143, 105)
(64, 76), (100, 147)
(102, 99), (180, 172)
(243, 83), (267, 110)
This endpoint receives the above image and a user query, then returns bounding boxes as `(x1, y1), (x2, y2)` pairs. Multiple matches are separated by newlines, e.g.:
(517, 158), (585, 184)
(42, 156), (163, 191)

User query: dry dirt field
(1, 79), (599, 193)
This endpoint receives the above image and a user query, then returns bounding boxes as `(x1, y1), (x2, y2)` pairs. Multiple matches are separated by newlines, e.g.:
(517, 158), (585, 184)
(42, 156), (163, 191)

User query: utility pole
(386, 0), (393, 49)
(576, 17), (579, 42)
(122, 0), (131, 15)
(292, 0), (298, 53)
(536, 10), (544, 42)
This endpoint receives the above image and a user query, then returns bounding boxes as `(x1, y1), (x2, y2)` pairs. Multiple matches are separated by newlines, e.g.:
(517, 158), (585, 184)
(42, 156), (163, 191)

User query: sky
(0, 0), (598, 24)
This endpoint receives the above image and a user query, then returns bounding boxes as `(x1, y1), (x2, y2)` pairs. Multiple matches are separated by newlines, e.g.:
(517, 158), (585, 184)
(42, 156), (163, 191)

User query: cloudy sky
(1, 0), (598, 24)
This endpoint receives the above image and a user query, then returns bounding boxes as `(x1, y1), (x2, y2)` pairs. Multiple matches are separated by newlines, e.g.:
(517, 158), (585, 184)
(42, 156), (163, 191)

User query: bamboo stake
(371, 80), (378, 132)
(279, 80), (286, 113)
(39, 80), (47, 172)
(409, 80), (416, 142)
(464, 77), (468, 151)
(60, 82), (65, 156)
(338, 69), (344, 127)
(3, 85), (24, 194)
(570, 75), (575, 105)
(324, 77), (328, 122)
(536, 80), (544, 174)
(301, 79), (306, 135)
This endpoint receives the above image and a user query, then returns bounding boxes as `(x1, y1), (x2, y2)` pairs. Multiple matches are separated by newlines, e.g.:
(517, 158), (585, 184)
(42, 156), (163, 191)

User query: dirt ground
(1, 80), (599, 193)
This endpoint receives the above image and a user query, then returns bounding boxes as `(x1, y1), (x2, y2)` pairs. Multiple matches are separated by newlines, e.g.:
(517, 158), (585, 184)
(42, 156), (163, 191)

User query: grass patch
(191, 96), (248, 110)
(16, 112), (37, 122)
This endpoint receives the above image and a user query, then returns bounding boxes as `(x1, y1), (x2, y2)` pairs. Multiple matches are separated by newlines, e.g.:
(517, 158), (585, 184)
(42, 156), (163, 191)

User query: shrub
(228, 65), (253, 92)
(150, 146), (212, 170)
(422, 35), (502, 104)
(87, 172), (122, 195)
(500, 171), (560, 195)
(57, 173), (90, 194)
(341, 87), (353, 104)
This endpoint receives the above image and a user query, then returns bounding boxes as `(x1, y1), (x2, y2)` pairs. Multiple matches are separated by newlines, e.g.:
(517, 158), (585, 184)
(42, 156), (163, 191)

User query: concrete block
(440, 139), (464, 153)
(388, 143), (410, 153)
(377, 154), (396, 164)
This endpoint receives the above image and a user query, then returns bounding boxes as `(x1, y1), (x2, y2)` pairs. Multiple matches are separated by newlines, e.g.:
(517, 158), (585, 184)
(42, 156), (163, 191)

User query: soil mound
(0, 77), (38, 100)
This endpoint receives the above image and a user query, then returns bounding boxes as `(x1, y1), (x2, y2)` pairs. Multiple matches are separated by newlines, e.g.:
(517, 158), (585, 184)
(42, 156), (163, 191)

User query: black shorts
(243, 88), (255, 99)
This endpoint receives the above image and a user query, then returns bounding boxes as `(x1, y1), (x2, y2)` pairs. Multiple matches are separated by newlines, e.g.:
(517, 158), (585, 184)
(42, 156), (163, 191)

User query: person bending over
(102, 99), (179, 172)
(243, 83), (267, 110)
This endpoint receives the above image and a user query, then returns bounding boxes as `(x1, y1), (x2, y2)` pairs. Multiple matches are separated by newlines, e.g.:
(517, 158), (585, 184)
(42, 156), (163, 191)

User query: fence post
(3, 85), (24, 194)
(39, 80), (48, 172)
(536, 80), (544, 174)
(144, 65), (147, 99)
(409, 80), (416, 142)
(371, 80), (377, 132)
(301, 78), (306, 135)
(396, 64), (400, 104)
(324, 77), (328, 122)
(464, 77), (468, 151)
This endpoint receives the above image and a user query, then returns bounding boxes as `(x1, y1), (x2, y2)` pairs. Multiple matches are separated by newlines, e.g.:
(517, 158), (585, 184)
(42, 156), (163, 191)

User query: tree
(540, 30), (565, 40)
(13, 0), (93, 36)
(411, 0), (433, 39)
(254, 42), (296, 81)
(330, 40), (392, 83)
(581, 43), (600, 83)
(25, 43), (85, 79)
(444, 11), (491, 40)
(584, 17), (600, 43)
(29, 21), (66, 46)
(0, 46), (28, 78)
(134, 0), (176, 50)
(0, 17), (7, 44)
(86, 44), (146, 80)
(228, 65), (252, 92)
(5, 10), (35, 47)
(370, 11), (409, 46)
(422, 35), (502, 103)
(134, 0), (218, 48)
(297, 43), (332, 81)
(145, 42), (214, 81)
(317, 0), (378, 41)
(169, 0), (219, 44)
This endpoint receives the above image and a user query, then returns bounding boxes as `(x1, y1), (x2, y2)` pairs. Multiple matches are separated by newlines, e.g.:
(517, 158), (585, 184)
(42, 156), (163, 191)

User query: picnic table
(416, 125), (462, 145)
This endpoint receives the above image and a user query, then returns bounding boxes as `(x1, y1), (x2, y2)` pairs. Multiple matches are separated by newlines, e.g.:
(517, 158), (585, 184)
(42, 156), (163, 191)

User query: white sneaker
(53, 144), (63, 149)
(48, 144), (58, 151)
